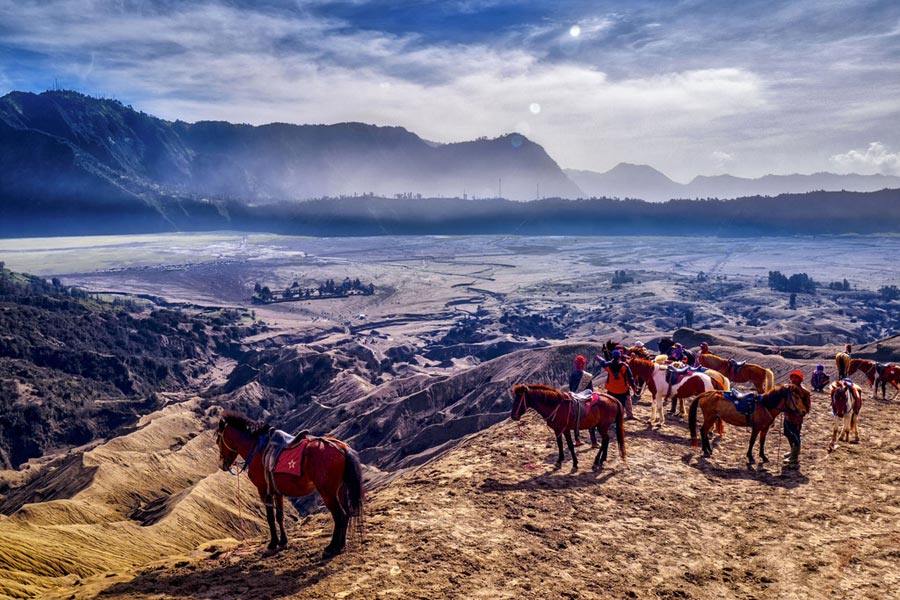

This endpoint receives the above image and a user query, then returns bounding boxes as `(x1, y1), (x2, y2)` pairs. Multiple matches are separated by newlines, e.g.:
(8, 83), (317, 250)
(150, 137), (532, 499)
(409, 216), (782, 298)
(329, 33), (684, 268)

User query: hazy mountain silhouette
(567, 164), (900, 202)
(0, 90), (581, 209)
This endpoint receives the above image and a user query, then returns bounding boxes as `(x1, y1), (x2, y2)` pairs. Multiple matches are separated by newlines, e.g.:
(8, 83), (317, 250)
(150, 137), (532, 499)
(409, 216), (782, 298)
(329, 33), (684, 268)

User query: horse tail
(341, 447), (365, 541)
(765, 368), (775, 391)
(615, 398), (626, 464)
(689, 396), (701, 447)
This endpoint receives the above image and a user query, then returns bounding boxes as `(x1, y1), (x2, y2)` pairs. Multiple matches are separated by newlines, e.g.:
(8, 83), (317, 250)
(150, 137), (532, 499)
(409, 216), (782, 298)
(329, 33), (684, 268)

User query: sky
(1, 0), (899, 181)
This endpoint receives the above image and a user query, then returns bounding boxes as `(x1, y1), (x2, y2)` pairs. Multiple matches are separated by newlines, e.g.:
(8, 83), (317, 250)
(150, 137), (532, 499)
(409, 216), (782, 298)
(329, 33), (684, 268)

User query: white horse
(628, 357), (721, 427)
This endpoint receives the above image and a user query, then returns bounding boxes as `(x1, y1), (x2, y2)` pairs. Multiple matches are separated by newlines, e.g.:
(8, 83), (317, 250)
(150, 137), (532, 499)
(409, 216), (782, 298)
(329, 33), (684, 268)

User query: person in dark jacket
(783, 370), (808, 465)
(810, 364), (829, 392)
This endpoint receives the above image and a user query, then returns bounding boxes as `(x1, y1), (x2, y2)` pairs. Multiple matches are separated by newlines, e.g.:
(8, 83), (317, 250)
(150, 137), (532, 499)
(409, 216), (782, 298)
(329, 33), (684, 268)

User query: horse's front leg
(275, 495), (288, 548)
(746, 428), (759, 464)
(563, 430), (578, 470)
(554, 435), (564, 468)
(264, 502), (279, 551)
(850, 413), (860, 443)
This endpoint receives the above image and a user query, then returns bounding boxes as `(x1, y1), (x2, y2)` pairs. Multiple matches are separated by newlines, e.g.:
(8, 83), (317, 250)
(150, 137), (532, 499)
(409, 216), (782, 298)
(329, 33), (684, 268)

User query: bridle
(216, 424), (249, 475)
(513, 386), (529, 419)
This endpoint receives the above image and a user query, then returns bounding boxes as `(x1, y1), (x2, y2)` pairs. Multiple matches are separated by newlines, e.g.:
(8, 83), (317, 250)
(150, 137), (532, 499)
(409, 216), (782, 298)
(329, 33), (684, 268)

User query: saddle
(262, 427), (310, 499)
(665, 364), (692, 386)
(723, 390), (759, 425)
(727, 359), (747, 378)
(875, 363), (893, 376)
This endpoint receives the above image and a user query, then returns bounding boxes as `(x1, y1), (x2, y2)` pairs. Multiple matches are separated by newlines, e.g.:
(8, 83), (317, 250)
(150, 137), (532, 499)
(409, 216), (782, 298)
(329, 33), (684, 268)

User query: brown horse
(216, 413), (364, 557)
(847, 358), (900, 399)
(689, 384), (810, 463)
(835, 352), (851, 380)
(511, 384), (625, 471)
(697, 352), (774, 393)
(828, 380), (862, 452)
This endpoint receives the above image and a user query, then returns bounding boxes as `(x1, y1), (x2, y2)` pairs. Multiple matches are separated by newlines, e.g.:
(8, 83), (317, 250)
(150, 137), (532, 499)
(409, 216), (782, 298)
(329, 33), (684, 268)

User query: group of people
(568, 349), (636, 447)
(566, 340), (822, 466)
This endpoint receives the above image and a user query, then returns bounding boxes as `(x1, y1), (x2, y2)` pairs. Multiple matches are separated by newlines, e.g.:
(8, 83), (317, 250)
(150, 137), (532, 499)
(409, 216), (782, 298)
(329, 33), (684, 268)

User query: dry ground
(98, 384), (900, 600)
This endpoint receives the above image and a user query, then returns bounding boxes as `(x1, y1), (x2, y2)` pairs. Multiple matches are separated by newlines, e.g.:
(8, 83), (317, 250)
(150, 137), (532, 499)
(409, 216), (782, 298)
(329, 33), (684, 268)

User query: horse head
(787, 384), (811, 417)
(830, 382), (851, 416)
(510, 384), (530, 421)
(215, 419), (239, 472)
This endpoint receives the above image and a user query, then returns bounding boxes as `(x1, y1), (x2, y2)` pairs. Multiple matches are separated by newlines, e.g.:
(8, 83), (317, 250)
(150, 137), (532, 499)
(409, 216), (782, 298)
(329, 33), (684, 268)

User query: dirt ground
(98, 383), (900, 600)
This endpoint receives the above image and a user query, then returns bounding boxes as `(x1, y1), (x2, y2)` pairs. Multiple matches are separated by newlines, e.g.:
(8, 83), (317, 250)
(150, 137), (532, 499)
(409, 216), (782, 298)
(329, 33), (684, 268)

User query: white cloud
(831, 142), (900, 175)
(710, 150), (734, 169)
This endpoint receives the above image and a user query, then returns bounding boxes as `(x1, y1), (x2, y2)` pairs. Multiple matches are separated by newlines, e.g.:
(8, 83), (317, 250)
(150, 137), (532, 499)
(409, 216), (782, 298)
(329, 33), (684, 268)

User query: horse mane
(515, 383), (566, 404)
(760, 384), (790, 409)
(221, 410), (270, 437)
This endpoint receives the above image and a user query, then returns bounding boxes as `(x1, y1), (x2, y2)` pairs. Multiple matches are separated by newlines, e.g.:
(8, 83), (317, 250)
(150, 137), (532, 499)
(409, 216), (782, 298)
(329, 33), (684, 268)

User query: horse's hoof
(553, 461), (562, 470)
(760, 456), (769, 464)
(322, 546), (342, 559)
(850, 440), (860, 444)
(827, 445), (835, 453)
(703, 451), (711, 458)
(592, 463), (602, 472)
(279, 539), (288, 549)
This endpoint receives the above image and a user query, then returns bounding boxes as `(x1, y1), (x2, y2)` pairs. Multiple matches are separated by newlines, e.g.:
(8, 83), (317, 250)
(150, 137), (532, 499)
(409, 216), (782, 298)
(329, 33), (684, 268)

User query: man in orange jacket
(596, 350), (636, 420)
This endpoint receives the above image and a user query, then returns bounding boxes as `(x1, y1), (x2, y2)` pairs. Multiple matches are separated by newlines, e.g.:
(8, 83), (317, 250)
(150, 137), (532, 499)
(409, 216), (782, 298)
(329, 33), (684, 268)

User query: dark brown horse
(689, 384), (810, 463)
(697, 352), (774, 393)
(847, 358), (900, 399)
(511, 384), (625, 471)
(216, 413), (364, 556)
(828, 380), (862, 452)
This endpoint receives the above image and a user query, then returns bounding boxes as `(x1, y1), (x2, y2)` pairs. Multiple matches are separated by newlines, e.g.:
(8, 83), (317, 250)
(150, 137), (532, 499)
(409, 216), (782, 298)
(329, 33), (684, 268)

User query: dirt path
(99, 387), (900, 600)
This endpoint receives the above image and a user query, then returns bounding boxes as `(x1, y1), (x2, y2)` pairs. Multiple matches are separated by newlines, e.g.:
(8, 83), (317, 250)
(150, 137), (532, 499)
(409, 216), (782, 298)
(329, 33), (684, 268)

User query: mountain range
(566, 163), (900, 202)
(1, 89), (900, 234)
(0, 90), (579, 208)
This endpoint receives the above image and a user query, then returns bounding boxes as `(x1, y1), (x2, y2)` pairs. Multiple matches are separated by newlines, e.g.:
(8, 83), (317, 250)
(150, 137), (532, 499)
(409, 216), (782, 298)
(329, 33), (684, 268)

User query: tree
(880, 285), (900, 301)
(789, 293), (797, 309)
(684, 308), (694, 328)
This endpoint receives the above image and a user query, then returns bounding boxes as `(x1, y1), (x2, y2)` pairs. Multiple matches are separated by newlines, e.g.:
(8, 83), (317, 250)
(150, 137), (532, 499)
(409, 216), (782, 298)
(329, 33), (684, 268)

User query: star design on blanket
(288, 459), (296, 470)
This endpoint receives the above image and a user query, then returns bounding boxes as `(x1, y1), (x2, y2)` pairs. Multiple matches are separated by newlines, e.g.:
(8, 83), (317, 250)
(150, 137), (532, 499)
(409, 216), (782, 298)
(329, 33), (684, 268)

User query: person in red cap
(568, 355), (598, 447)
(783, 370), (807, 465)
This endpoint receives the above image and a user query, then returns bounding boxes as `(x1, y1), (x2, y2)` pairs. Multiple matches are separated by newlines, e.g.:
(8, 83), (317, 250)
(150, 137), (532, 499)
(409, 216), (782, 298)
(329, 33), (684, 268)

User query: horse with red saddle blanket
(216, 412), (364, 557)
(847, 358), (900, 400)
(511, 384), (625, 471)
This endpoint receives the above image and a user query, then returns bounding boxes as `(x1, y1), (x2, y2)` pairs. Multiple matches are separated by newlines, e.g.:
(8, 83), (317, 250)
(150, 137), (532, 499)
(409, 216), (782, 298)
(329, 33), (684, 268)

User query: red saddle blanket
(273, 439), (309, 476)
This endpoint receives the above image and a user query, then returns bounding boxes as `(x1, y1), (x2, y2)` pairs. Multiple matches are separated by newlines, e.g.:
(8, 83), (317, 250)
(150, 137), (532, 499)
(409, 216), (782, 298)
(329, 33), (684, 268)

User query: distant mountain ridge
(566, 164), (900, 202)
(0, 90), (580, 208)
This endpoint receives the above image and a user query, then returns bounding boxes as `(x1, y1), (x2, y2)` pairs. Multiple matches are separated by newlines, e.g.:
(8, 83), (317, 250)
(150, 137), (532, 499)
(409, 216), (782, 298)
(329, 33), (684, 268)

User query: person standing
(568, 356), (598, 447)
(783, 370), (808, 465)
(693, 341), (710, 367)
(596, 350), (636, 420)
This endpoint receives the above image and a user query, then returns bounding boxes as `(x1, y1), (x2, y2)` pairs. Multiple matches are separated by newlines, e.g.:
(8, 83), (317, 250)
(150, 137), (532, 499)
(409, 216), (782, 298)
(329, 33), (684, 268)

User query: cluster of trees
(880, 285), (900, 301)
(827, 279), (852, 291)
(611, 270), (634, 285)
(768, 271), (817, 294)
(253, 277), (375, 304)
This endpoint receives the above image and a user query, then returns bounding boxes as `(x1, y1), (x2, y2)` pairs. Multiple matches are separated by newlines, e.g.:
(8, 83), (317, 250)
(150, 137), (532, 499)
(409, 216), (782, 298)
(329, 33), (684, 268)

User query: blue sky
(1, 0), (899, 180)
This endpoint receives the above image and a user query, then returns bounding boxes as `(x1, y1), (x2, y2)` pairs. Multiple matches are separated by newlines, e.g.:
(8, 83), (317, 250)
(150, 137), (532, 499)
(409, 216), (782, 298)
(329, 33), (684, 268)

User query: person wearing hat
(668, 342), (685, 363)
(693, 341), (710, 367)
(783, 370), (808, 465)
(568, 355), (598, 447)
(596, 350), (636, 420)
(810, 364), (829, 392)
